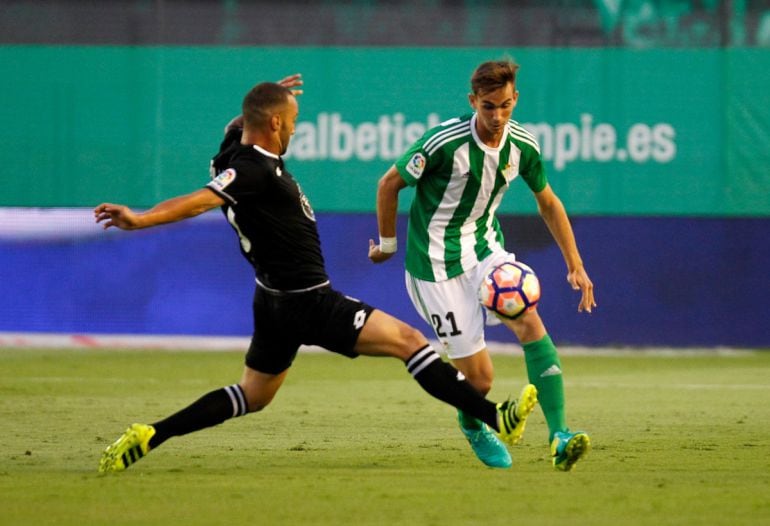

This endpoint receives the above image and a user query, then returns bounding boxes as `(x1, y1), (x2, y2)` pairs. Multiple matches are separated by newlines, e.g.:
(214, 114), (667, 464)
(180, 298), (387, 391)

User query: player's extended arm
(94, 188), (225, 231)
(369, 165), (406, 263)
(534, 184), (596, 313)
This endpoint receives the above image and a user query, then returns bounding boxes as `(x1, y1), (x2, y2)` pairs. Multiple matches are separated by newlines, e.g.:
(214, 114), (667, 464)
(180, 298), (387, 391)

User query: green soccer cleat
(495, 384), (538, 447)
(459, 417), (512, 469)
(98, 423), (156, 473)
(551, 430), (591, 472)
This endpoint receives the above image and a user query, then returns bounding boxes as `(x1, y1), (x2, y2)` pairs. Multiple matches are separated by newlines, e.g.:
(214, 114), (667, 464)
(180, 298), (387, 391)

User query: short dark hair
(242, 82), (293, 128)
(471, 59), (519, 95)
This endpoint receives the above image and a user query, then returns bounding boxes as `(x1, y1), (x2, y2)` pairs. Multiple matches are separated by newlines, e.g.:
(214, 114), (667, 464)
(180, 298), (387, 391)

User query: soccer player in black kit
(95, 76), (538, 473)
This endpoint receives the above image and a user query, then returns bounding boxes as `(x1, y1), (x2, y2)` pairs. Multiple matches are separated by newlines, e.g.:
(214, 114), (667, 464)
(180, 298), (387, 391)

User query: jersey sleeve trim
(205, 181), (237, 205)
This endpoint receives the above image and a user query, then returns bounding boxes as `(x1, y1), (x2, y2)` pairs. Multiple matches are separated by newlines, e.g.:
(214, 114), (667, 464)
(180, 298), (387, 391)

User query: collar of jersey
(252, 144), (280, 160)
(470, 113), (509, 154)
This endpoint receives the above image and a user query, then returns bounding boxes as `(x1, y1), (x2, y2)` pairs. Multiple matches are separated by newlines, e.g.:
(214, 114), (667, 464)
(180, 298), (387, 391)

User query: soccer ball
(478, 261), (540, 319)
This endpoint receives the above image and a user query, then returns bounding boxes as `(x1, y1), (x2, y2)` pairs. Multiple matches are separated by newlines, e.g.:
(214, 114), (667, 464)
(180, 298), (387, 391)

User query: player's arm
(534, 184), (596, 313)
(94, 188), (225, 231)
(369, 165), (407, 263)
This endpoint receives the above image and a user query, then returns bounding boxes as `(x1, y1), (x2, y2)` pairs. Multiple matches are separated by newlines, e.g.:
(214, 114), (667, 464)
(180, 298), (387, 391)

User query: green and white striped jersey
(395, 113), (547, 282)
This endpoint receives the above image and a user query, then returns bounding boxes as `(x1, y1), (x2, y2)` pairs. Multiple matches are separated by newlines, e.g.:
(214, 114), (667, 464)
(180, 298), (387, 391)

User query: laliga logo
(406, 152), (427, 178)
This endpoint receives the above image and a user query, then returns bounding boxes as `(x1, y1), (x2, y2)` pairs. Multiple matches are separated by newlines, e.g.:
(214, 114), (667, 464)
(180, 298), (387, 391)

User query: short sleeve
(395, 140), (430, 187)
(519, 145), (548, 193)
(207, 158), (266, 205)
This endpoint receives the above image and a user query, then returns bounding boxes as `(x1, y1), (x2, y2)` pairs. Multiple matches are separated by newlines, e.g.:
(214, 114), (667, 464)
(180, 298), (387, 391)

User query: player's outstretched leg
(495, 384), (538, 446)
(458, 411), (512, 468)
(551, 430), (591, 471)
(98, 423), (156, 473)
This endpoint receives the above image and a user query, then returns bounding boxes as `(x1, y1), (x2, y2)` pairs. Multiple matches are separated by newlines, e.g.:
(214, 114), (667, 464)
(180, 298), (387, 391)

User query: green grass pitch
(1, 348), (769, 525)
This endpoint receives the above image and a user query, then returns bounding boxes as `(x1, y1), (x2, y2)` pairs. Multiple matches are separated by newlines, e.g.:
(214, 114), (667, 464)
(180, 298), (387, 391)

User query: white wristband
(379, 236), (397, 254)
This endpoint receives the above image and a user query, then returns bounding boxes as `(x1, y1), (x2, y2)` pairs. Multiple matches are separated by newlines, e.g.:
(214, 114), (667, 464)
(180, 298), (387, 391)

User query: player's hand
(567, 266), (596, 313)
(94, 203), (141, 230)
(368, 239), (395, 263)
(224, 114), (244, 133)
(277, 73), (303, 96)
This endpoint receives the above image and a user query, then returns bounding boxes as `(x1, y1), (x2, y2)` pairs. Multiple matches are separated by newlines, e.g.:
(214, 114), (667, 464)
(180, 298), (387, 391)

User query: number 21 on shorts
(430, 311), (462, 337)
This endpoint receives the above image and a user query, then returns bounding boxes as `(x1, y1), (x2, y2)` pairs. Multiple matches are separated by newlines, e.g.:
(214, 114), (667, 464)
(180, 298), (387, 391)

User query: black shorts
(245, 284), (375, 374)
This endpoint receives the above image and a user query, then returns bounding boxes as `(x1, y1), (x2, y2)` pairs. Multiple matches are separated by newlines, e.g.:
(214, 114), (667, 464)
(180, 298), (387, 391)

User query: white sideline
(0, 332), (756, 356)
(0, 332), (250, 351)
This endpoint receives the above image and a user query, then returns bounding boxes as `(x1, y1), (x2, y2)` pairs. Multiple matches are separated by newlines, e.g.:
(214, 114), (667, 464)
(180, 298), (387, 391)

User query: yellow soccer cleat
(98, 423), (155, 473)
(495, 384), (538, 446)
(551, 430), (591, 472)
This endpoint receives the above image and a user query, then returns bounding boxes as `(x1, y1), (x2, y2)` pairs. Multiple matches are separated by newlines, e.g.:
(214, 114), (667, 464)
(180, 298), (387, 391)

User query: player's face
(469, 83), (518, 144)
(278, 96), (299, 155)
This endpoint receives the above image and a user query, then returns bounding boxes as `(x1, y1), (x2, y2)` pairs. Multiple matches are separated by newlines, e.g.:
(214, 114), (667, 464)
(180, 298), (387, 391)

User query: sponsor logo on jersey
(211, 168), (236, 190)
(406, 152), (427, 178)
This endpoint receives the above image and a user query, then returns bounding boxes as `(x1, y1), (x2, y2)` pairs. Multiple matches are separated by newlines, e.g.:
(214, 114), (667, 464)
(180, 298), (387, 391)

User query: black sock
(405, 346), (499, 431)
(148, 384), (247, 449)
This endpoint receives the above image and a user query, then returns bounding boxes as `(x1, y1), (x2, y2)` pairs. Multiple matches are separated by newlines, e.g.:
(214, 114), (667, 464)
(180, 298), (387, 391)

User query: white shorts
(405, 250), (517, 359)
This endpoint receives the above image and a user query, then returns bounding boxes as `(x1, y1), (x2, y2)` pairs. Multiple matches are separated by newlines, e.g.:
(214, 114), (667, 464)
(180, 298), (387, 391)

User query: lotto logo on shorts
(353, 309), (367, 329)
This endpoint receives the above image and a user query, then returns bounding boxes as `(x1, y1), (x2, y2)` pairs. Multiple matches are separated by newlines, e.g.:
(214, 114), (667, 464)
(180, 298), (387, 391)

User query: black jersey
(206, 128), (329, 291)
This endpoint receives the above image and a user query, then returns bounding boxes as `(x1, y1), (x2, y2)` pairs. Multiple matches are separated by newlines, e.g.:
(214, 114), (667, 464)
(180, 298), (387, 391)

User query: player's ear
(468, 93), (477, 110)
(270, 113), (281, 132)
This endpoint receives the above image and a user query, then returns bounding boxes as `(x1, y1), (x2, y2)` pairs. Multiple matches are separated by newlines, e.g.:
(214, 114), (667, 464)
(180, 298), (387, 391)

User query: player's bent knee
(386, 320), (429, 360)
(399, 322), (429, 350)
(239, 367), (288, 412)
(456, 366), (493, 394)
(243, 394), (273, 413)
(246, 402), (268, 413)
(504, 307), (546, 343)
(240, 384), (279, 413)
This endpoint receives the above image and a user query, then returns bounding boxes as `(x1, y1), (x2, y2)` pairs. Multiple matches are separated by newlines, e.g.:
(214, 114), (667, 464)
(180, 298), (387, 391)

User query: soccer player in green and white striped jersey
(369, 59), (596, 471)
